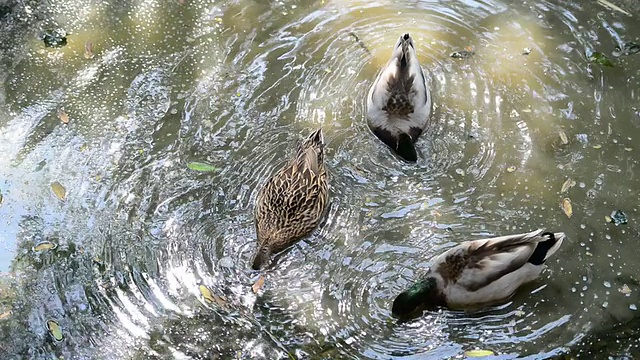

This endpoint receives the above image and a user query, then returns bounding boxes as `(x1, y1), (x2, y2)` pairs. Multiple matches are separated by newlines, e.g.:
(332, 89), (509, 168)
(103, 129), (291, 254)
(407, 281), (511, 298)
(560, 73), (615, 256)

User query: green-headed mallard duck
(251, 128), (329, 270)
(392, 229), (566, 318)
(366, 33), (432, 162)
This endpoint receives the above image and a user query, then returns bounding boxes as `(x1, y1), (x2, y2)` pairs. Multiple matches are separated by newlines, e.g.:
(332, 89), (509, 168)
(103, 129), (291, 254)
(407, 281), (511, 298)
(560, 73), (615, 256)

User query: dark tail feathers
(527, 232), (557, 265)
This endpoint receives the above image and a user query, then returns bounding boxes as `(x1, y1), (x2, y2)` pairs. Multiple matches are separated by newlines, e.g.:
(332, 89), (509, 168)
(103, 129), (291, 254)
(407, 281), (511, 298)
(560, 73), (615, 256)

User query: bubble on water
(579, 182), (586, 188)
(630, 304), (637, 311)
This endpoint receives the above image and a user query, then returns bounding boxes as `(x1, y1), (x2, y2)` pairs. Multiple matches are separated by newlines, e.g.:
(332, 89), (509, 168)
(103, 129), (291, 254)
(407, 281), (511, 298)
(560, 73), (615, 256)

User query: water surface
(1, 0), (640, 358)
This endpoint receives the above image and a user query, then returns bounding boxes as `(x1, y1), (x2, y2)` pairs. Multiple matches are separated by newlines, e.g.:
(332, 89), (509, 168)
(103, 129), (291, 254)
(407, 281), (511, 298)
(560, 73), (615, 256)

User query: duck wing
(435, 229), (564, 292)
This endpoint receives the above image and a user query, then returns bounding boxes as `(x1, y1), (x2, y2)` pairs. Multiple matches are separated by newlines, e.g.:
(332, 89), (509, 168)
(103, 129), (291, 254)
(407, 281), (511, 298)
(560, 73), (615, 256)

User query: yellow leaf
(47, 320), (64, 341)
(561, 198), (573, 218)
(605, 215), (612, 223)
(560, 178), (576, 193)
(199, 285), (227, 308)
(0, 310), (10, 320)
(32, 242), (57, 252)
(559, 130), (569, 145)
(625, 147), (633, 152)
(464, 349), (495, 357)
(592, 145), (602, 149)
(57, 109), (69, 124)
(506, 166), (516, 173)
(252, 275), (265, 293)
(50, 182), (66, 201)
(199, 285), (215, 303)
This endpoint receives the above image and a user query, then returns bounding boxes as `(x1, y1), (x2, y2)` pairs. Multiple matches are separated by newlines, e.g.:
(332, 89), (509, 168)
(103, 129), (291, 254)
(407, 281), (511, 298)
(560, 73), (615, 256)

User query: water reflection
(0, 0), (640, 358)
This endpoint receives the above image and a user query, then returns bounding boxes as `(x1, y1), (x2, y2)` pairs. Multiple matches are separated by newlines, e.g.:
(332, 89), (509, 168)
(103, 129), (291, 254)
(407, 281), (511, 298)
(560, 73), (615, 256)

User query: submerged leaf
(187, 162), (218, 172)
(561, 198), (573, 218)
(588, 52), (614, 67)
(33, 242), (57, 252)
(252, 275), (265, 293)
(57, 109), (69, 124)
(464, 349), (495, 357)
(506, 165), (517, 173)
(609, 210), (628, 226)
(560, 178), (576, 193)
(46, 320), (63, 341)
(50, 182), (66, 200)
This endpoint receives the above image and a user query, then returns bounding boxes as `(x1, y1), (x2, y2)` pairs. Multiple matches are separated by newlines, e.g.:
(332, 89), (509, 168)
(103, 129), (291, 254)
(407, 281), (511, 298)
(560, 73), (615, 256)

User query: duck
(251, 128), (329, 270)
(391, 229), (566, 319)
(366, 33), (432, 162)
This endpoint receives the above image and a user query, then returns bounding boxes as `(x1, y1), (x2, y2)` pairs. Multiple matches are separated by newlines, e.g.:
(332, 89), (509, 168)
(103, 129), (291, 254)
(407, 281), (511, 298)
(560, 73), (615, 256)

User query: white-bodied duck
(366, 33), (432, 162)
(391, 229), (566, 319)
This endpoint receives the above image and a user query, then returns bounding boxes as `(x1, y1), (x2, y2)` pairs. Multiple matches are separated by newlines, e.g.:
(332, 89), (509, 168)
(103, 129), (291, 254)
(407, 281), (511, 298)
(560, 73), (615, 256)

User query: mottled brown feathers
(251, 128), (329, 270)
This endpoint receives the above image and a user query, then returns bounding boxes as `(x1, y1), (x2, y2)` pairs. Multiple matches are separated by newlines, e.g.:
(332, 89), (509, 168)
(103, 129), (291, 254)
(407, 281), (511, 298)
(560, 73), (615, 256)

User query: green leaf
(588, 52), (614, 67)
(465, 349), (495, 357)
(187, 162), (218, 172)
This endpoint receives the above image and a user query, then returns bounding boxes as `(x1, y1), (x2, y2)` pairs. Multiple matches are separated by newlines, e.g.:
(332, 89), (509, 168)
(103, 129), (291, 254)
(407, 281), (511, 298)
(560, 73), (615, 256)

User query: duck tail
(297, 128), (324, 172)
(527, 232), (566, 265)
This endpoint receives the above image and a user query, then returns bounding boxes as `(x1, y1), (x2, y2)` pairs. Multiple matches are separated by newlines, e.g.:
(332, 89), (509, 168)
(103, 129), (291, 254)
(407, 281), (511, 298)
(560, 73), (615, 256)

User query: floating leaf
(559, 130), (569, 145)
(32, 241), (57, 252)
(464, 349), (495, 357)
(187, 162), (218, 172)
(596, 0), (631, 16)
(252, 275), (265, 293)
(0, 310), (10, 320)
(47, 320), (64, 341)
(625, 147), (633, 152)
(0, 192), (3, 206)
(57, 109), (69, 124)
(619, 284), (632, 295)
(588, 52), (614, 67)
(592, 144), (602, 149)
(199, 285), (227, 308)
(561, 198), (573, 218)
(613, 42), (640, 57)
(605, 215), (612, 223)
(50, 181), (66, 201)
(506, 165), (517, 173)
(609, 210), (627, 226)
(522, 47), (532, 55)
(199, 285), (215, 303)
(560, 178), (576, 193)
(450, 50), (475, 59)
(84, 40), (95, 59)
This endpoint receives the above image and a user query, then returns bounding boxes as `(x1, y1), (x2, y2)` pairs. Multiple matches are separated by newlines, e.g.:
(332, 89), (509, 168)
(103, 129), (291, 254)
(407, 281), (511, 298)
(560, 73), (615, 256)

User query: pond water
(1, 0), (640, 358)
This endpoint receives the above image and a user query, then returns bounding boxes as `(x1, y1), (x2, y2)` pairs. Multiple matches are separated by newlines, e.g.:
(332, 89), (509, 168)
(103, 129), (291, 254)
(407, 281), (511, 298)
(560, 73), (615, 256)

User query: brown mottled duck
(251, 128), (329, 270)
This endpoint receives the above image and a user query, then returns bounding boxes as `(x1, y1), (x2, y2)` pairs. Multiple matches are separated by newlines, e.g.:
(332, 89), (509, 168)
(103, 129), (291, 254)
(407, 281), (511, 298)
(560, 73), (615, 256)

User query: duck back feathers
(251, 128), (329, 270)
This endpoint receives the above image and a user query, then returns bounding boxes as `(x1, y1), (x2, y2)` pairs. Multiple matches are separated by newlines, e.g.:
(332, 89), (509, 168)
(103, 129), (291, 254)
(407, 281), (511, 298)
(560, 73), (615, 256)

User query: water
(0, 0), (639, 358)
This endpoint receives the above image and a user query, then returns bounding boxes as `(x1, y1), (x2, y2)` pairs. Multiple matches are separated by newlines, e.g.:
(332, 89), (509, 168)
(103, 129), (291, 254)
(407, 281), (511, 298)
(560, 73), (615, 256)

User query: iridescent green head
(391, 277), (439, 319)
